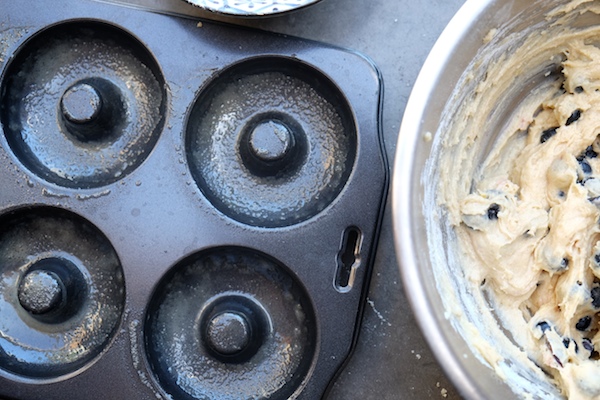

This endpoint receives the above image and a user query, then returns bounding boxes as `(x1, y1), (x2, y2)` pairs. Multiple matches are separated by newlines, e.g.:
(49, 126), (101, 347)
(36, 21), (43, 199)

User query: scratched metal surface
(101, 0), (468, 398)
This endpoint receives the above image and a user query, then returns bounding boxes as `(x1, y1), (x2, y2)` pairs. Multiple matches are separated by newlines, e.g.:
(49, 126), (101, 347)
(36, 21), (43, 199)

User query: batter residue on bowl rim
(431, 1), (600, 399)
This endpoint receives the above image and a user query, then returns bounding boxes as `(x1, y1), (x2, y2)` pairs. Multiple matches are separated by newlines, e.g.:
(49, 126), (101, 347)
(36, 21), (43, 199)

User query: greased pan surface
(0, 0), (387, 399)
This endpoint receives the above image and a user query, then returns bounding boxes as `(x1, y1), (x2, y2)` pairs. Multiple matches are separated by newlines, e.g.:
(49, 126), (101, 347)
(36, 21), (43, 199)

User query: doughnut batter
(437, 4), (600, 399)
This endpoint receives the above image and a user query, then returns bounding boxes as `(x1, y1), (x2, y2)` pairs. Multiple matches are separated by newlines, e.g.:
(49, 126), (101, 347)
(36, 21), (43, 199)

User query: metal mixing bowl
(393, 0), (597, 398)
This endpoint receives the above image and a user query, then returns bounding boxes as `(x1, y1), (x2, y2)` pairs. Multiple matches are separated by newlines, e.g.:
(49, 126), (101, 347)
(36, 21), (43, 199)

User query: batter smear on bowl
(451, 38), (600, 399)
(428, 1), (600, 396)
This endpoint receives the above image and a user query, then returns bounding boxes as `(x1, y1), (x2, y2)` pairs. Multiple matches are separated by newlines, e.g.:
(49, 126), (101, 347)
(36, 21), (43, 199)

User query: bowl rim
(391, 0), (494, 398)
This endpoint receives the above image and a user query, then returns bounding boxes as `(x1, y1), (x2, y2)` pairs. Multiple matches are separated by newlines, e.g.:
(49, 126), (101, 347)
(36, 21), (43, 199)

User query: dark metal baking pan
(0, 1), (387, 398)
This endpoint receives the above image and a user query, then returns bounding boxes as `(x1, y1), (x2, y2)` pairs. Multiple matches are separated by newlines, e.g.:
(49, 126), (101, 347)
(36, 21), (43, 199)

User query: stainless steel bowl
(393, 0), (597, 398)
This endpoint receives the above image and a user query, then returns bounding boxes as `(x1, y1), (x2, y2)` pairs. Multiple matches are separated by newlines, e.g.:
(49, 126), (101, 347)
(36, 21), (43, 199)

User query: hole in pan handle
(335, 227), (362, 293)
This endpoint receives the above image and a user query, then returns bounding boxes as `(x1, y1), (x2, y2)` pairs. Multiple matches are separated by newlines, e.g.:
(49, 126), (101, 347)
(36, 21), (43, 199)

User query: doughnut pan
(0, 1), (387, 398)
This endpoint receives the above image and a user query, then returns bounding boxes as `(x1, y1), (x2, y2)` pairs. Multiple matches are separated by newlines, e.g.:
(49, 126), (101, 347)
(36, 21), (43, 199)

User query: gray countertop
(110, 0), (467, 398)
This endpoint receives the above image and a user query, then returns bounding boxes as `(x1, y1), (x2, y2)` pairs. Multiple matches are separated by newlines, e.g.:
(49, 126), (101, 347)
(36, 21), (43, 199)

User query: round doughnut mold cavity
(186, 57), (356, 228)
(144, 247), (316, 400)
(0, 206), (125, 379)
(0, 20), (166, 189)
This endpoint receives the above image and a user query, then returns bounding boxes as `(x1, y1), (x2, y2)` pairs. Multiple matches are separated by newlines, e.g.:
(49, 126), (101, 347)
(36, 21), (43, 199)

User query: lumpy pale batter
(437, 3), (600, 399)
